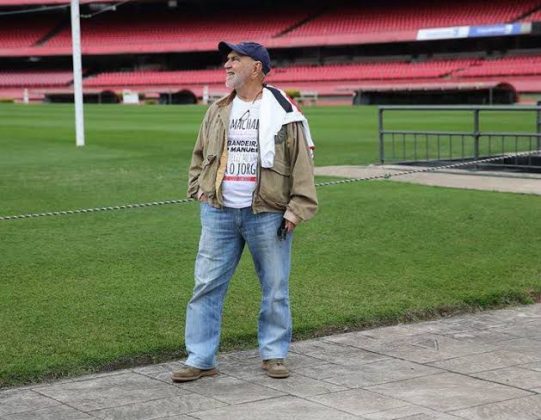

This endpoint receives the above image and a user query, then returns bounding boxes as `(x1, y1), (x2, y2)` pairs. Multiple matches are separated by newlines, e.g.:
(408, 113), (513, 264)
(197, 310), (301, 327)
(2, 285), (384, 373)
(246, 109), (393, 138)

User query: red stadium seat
(2, 2), (541, 101)
(80, 55), (541, 96)
(44, 9), (307, 50)
(283, 0), (539, 41)
(1, 1), (538, 56)
(455, 55), (541, 78)
(0, 15), (62, 48)
(0, 70), (73, 87)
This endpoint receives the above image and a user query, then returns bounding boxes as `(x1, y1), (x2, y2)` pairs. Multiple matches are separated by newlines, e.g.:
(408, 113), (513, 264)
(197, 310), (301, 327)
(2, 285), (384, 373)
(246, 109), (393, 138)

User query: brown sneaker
(262, 359), (289, 378)
(171, 365), (218, 383)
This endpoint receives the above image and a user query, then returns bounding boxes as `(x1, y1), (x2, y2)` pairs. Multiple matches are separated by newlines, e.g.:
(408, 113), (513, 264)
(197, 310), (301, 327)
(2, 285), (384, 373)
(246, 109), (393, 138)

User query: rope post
(473, 109), (480, 161)
(378, 107), (385, 164)
(535, 101), (541, 152)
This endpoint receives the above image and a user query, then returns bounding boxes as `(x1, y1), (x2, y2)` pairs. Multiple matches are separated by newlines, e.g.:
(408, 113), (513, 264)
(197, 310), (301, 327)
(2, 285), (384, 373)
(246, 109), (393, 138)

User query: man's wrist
(197, 189), (206, 201)
(284, 209), (300, 225)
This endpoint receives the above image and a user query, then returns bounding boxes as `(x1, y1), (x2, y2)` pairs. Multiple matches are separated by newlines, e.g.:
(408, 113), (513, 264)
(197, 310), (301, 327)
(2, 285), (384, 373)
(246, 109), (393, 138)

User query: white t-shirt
(222, 96), (260, 208)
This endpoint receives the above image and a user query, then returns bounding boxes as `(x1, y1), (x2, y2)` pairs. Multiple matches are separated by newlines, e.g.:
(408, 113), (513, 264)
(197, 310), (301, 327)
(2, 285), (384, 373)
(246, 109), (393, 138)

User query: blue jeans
(185, 203), (293, 369)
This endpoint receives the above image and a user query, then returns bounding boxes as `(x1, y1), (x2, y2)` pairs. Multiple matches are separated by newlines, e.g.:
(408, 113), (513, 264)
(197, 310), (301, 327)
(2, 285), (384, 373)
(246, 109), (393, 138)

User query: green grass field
(1, 103), (540, 387)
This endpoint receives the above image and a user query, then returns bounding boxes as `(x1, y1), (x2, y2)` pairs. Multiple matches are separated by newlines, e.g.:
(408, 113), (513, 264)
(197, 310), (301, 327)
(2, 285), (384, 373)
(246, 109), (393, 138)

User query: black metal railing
(378, 105), (541, 170)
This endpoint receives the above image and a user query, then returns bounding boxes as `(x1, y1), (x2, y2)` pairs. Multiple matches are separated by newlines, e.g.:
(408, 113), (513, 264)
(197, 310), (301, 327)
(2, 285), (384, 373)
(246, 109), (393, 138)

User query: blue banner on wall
(468, 23), (527, 37)
(417, 22), (532, 41)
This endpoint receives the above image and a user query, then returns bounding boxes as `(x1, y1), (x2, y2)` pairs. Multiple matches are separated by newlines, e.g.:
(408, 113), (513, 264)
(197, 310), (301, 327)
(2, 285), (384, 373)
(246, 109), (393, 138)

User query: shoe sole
(262, 365), (289, 379)
(171, 368), (218, 383)
(266, 371), (290, 379)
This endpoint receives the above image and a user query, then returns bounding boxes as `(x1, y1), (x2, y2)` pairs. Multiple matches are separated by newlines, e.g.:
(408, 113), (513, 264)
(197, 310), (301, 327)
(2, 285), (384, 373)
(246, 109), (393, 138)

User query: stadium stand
(455, 55), (541, 78)
(2, 0), (540, 57)
(1, 0), (541, 103)
(83, 55), (541, 86)
(3, 53), (541, 103)
(83, 61), (458, 87)
(523, 7), (541, 21)
(1, 9), (309, 56)
(78, 55), (539, 96)
(268, 60), (476, 82)
(0, 15), (62, 49)
(0, 70), (73, 87)
(84, 70), (224, 88)
(0, 70), (74, 102)
(279, 0), (541, 44)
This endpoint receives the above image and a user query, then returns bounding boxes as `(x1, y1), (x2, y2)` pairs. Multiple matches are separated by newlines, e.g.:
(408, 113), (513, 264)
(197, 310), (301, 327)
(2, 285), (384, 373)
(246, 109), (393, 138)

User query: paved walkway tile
(493, 338), (541, 359)
(132, 362), (185, 384)
(498, 325), (541, 340)
(0, 389), (60, 416)
(3, 404), (92, 420)
(361, 405), (463, 419)
(154, 416), (194, 420)
(189, 395), (360, 420)
(2, 304), (541, 419)
(250, 373), (347, 397)
(288, 361), (357, 380)
(436, 328), (520, 345)
(328, 332), (497, 364)
(36, 372), (187, 412)
(290, 339), (387, 365)
(87, 394), (226, 420)
(427, 349), (541, 374)
(366, 372), (532, 412)
(174, 375), (286, 405)
(521, 361), (541, 372)
(324, 358), (442, 388)
(307, 389), (409, 416)
(450, 394), (541, 420)
(472, 366), (541, 392)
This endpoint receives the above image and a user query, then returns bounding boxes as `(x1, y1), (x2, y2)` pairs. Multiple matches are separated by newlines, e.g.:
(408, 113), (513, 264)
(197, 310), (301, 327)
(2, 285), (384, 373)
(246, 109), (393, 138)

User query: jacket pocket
(259, 159), (291, 208)
(270, 159), (290, 176)
(199, 154), (218, 194)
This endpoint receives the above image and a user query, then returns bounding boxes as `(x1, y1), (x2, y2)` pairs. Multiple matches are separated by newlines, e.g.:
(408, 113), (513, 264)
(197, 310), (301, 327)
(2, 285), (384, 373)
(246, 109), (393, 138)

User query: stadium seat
(79, 54), (541, 99)
(2, 0), (538, 56)
(43, 9), (308, 52)
(0, 70), (73, 87)
(2, 1), (541, 102)
(0, 15), (61, 48)
(455, 55), (541, 78)
(283, 0), (539, 41)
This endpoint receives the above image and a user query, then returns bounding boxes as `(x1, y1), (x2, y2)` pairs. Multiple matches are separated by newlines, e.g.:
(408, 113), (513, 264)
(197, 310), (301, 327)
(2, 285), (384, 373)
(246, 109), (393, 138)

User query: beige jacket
(187, 92), (318, 224)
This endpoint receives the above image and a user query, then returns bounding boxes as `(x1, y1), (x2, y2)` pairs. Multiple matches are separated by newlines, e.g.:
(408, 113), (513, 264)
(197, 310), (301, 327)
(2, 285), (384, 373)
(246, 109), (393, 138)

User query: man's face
(224, 51), (258, 89)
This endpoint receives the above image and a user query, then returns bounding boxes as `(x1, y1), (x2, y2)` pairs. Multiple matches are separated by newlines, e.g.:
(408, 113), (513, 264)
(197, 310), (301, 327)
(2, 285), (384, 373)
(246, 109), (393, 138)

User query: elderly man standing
(172, 41), (317, 382)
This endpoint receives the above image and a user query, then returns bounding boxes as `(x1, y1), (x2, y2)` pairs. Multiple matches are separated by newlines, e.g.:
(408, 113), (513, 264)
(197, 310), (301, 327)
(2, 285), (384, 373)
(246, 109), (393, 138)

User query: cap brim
(218, 41), (247, 57)
(218, 41), (232, 55)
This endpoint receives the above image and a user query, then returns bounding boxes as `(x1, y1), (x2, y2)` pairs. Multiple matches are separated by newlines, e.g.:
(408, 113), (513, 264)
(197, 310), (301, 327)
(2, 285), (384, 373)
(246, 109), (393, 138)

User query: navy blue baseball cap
(218, 41), (271, 74)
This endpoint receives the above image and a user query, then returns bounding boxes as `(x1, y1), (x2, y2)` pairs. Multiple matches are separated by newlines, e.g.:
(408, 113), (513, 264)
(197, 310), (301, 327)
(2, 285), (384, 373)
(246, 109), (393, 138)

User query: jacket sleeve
(187, 108), (210, 199)
(284, 122), (318, 224)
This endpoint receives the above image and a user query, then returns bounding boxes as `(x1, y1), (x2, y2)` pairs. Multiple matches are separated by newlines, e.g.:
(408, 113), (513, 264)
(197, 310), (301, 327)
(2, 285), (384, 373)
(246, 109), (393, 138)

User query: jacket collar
(216, 92), (234, 129)
(216, 91), (236, 108)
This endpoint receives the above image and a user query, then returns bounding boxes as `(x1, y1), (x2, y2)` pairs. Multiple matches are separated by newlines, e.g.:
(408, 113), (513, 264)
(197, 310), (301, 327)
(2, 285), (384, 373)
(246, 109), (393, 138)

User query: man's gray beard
(226, 73), (248, 89)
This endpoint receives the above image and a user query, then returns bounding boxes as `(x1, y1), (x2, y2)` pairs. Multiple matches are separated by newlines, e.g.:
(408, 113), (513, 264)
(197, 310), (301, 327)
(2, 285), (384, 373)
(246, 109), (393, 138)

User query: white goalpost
(71, 0), (85, 147)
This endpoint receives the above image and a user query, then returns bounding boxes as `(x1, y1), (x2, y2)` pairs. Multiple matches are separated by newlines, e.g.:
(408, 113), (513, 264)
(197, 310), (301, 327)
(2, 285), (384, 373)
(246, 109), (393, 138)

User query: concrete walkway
(1, 304), (540, 419)
(315, 165), (541, 195)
